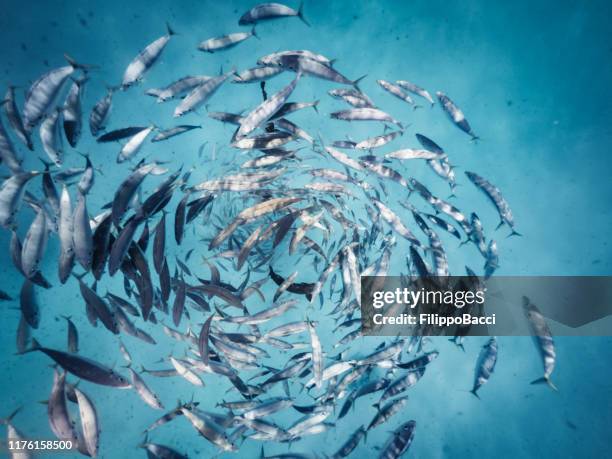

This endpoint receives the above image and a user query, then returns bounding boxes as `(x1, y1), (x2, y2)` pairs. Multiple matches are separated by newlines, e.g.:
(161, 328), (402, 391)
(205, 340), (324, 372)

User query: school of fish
(0, 2), (558, 458)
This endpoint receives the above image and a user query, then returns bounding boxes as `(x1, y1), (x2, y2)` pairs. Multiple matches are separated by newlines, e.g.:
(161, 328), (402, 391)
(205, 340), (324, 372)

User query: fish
(0, 115), (23, 173)
(151, 125), (201, 142)
(385, 148), (445, 160)
(233, 66), (285, 84)
(198, 27), (258, 53)
(73, 191), (93, 270)
(140, 442), (188, 459)
(122, 23), (176, 88)
(331, 425), (367, 458)
(58, 185), (74, 283)
(62, 315), (79, 353)
(73, 387), (100, 457)
(89, 87), (115, 136)
(236, 73), (301, 139)
(180, 406), (237, 451)
(26, 339), (130, 388)
(129, 368), (164, 410)
(465, 171), (520, 236)
(436, 91), (478, 140)
(47, 369), (79, 443)
(173, 70), (234, 118)
(378, 420), (416, 459)
(96, 126), (148, 143)
(307, 319), (323, 389)
(239, 2), (309, 26)
(368, 396), (409, 430)
(3, 86), (33, 150)
(259, 49), (333, 67)
(39, 108), (63, 165)
(21, 206), (48, 279)
(62, 76), (86, 147)
(117, 125), (154, 163)
(523, 296), (558, 391)
(471, 337), (498, 398)
(396, 80), (435, 105)
(276, 55), (363, 87)
(19, 279), (39, 329)
(377, 79), (415, 105)
(331, 108), (403, 128)
(146, 75), (213, 102)
(23, 54), (87, 130)
(356, 130), (403, 150)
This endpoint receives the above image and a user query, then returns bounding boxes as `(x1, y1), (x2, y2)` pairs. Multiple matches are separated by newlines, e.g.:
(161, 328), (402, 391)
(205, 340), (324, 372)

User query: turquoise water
(1, 1), (611, 458)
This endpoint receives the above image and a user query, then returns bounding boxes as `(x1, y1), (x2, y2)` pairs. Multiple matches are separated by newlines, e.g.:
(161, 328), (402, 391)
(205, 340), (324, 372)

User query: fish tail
(0, 406), (22, 425)
(251, 26), (259, 39)
(495, 220), (505, 230)
(352, 74), (368, 91)
(166, 22), (177, 36)
(19, 337), (41, 355)
(470, 389), (481, 399)
(297, 1), (310, 27)
(371, 402), (380, 411)
(530, 376), (558, 391)
(312, 100), (320, 114)
(63, 53), (98, 71)
(507, 229), (522, 238)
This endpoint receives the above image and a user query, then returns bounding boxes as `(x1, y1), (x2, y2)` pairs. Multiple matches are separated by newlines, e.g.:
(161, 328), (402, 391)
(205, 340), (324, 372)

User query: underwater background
(1, 0), (611, 458)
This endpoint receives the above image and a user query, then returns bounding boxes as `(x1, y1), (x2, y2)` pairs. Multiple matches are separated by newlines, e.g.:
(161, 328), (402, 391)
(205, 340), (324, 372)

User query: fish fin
(495, 220), (505, 230)
(312, 100), (320, 114)
(297, 1), (310, 27)
(470, 389), (481, 399)
(251, 26), (259, 39)
(371, 402), (380, 411)
(166, 22), (177, 36)
(507, 229), (522, 238)
(531, 376), (558, 391)
(470, 135), (481, 143)
(352, 74), (367, 91)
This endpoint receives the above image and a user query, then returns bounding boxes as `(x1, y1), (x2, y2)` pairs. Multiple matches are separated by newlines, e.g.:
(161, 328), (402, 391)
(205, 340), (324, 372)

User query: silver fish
(39, 108), (63, 166)
(122, 24), (176, 88)
(465, 171), (520, 236)
(62, 77), (86, 147)
(331, 108), (403, 128)
(233, 66), (285, 84)
(396, 80), (435, 105)
(236, 73), (301, 139)
(378, 420), (416, 459)
(259, 49), (332, 67)
(89, 87), (114, 136)
(0, 115), (23, 173)
(377, 79), (414, 105)
(239, 2), (309, 26)
(523, 296), (557, 391)
(73, 387), (100, 457)
(146, 75), (212, 102)
(58, 184), (74, 284)
(23, 54), (84, 130)
(198, 27), (258, 53)
(3, 86), (33, 150)
(21, 207), (48, 279)
(173, 70), (234, 118)
(117, 125), (154, 163)
(436, 91), (478, 140)
(129, 368), (164, 410)
(73, 191), (93, 270)
(471, 337), (498, 398)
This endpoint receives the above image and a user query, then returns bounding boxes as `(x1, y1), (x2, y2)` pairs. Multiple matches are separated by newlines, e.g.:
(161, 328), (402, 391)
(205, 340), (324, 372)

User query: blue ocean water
(1, 0), (611, 458)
